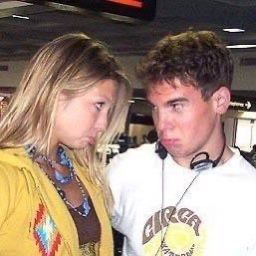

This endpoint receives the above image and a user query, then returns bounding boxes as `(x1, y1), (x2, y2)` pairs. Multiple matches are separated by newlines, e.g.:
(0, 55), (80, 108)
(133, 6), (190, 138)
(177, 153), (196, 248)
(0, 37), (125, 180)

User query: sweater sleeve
(0, 163), (22, 230)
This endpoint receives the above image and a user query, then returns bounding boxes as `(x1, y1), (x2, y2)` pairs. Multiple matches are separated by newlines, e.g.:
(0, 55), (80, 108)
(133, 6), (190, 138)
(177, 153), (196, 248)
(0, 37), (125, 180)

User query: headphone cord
(157, 162), (201, 256)
(156, 139), (226, 255)
(161, 157), (165, 256)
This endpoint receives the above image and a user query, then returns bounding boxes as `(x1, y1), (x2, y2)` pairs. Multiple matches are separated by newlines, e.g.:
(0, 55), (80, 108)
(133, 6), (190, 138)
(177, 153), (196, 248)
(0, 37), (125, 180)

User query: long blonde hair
(0, 33), (132, 210)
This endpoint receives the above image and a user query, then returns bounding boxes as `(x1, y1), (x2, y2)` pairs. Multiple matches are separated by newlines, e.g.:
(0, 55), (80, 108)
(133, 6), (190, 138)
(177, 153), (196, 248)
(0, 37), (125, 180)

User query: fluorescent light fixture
(223, 28), (245, 33)
(0, 1), (32, 10)
(227, 45), (256, 49)
(12, 14), (29, 20)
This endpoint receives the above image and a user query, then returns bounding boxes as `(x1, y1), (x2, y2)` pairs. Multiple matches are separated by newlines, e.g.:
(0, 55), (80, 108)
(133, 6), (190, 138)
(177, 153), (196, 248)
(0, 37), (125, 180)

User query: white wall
(1, 52), (256, 90)
(119, 52), (256, 90)
(0, 61), (27, 88)
(118, 53), (256, 149)
(232, 52), (256, 90)
(0, 57), (141, 89)
(118, 56), (141, 88)
(1, 53), (256, 148)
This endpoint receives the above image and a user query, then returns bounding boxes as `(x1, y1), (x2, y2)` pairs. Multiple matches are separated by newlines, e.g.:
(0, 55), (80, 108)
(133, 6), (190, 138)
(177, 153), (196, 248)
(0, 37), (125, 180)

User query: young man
(108, 30), (256, 256)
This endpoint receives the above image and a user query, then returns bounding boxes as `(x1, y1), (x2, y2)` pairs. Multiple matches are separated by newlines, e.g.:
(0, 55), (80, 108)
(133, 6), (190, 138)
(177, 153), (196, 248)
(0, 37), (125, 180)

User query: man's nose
(154, 110), (174, 134)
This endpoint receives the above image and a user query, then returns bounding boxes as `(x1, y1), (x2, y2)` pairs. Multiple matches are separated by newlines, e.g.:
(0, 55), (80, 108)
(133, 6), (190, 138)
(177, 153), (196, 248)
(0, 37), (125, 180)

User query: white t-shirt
(108, 143), (256, 256)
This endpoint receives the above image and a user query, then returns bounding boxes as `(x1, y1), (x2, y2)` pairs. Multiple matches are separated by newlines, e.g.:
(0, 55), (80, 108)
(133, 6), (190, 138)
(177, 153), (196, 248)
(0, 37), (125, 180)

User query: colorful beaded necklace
(26, 145), (91, 217)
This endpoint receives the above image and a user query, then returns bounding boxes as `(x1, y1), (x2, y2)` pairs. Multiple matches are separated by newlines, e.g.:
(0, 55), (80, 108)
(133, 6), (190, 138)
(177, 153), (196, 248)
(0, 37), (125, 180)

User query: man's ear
(212, 86), (231, 114)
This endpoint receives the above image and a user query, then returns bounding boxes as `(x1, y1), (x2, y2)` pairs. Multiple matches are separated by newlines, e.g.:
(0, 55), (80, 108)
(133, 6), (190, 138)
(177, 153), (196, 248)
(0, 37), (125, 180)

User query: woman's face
(53, 79), (117, 150)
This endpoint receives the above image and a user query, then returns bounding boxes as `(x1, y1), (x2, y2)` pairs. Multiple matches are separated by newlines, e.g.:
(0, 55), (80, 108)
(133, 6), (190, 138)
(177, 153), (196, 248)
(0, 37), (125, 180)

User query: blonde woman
(0, 33), (131, 255)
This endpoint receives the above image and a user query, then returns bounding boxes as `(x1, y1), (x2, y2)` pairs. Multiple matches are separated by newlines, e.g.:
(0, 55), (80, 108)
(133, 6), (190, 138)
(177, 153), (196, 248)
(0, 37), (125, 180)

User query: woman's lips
(86, 136), (96, 145)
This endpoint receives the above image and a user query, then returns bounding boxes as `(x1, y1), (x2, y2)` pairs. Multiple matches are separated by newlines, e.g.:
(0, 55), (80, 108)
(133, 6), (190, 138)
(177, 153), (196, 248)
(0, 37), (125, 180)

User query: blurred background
(1, 1), (256, 253)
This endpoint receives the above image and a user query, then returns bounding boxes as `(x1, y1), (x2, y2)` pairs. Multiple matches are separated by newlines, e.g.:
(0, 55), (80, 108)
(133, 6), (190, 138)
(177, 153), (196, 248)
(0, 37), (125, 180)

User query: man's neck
(173, 145), (234, 170)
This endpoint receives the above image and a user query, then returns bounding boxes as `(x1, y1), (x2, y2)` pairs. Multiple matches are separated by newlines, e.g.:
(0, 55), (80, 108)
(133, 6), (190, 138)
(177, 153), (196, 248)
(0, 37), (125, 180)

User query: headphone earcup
(190, 152), (215, 171)
(155, 142), (168, 160)
(190, 158), (215, 171)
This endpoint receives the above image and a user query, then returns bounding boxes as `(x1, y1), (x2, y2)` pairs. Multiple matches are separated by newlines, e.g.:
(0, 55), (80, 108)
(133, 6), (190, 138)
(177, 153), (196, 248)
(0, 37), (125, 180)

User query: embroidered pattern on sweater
(80, 242), (98, 255)
(33, 203), (61, 256)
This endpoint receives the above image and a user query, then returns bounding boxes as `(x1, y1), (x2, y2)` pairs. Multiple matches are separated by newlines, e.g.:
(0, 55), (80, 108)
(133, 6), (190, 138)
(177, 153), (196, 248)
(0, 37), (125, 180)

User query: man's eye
(172, 103), (183, 112)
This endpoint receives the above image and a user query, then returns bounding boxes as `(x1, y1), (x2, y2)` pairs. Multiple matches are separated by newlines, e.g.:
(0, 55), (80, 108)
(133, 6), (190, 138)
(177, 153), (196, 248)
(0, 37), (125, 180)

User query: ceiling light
(12, 14), (29, 20)
(227, 45), (256, 49)
(0, 1), (32, 10)
(223, 28), (245, 33)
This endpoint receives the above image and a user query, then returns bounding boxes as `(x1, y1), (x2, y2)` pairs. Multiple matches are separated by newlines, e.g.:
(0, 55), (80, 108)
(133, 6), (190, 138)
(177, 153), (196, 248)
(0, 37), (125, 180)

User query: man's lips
(161, 139), (179, 146)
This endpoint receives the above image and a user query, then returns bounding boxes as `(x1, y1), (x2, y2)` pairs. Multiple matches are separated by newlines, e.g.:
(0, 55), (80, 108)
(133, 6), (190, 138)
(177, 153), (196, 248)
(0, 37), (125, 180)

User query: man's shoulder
(241, 158), (256, 175)
(232, 151), (256, 181)
(109, 143), (156, 164)
(107, 143), (158, 178)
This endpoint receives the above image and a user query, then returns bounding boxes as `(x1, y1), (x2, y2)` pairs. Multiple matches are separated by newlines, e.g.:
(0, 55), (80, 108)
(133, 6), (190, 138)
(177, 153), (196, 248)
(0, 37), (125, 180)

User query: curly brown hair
(137, 30), (234, 100)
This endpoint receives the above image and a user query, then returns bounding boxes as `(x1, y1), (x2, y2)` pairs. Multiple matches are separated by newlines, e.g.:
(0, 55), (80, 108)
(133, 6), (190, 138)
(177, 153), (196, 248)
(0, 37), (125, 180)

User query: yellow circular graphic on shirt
(143, 223), (206, 256)
(143, 231), (161, 256)
(165, 223), (196, 254)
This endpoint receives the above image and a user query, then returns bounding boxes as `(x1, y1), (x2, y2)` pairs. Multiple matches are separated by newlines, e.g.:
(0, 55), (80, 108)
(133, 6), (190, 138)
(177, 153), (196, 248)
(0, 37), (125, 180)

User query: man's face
(147, 78), (220, 164)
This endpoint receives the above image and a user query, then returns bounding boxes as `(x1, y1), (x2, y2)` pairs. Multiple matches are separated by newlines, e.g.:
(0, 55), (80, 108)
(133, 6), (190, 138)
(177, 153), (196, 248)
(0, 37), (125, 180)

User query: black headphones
(155, 141), (226, 171)
(155, 141), (168, 160)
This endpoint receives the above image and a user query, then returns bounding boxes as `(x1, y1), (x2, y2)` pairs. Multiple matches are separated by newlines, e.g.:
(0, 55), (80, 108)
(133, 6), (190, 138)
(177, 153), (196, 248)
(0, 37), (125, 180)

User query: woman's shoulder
(0, 147), (34, 188)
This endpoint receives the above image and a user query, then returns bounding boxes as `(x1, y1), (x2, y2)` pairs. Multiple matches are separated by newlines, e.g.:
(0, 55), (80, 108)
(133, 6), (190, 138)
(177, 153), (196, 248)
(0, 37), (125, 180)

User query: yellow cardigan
(0, 147), (113, 256)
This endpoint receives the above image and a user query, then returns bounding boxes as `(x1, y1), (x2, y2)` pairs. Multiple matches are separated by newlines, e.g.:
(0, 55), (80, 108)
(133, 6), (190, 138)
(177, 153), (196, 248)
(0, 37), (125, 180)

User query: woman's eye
(95, 102), (105, 111)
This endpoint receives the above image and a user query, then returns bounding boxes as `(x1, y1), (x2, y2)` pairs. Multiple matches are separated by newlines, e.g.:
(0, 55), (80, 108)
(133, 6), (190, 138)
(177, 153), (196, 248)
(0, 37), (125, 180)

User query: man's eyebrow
(146, 97), (188, 106)
(166, 97), (188, 105)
